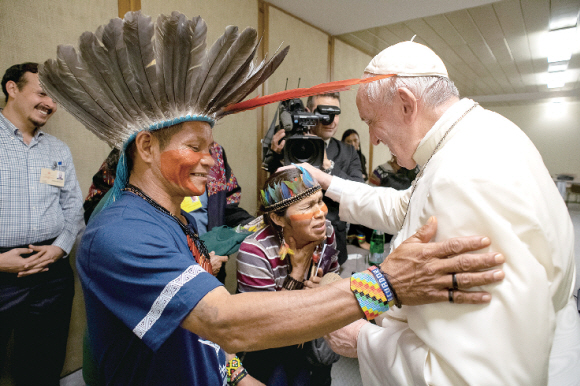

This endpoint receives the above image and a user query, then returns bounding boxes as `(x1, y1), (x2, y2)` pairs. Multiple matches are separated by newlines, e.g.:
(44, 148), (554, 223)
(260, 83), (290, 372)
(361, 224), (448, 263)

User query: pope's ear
(396, 87), (418, 124)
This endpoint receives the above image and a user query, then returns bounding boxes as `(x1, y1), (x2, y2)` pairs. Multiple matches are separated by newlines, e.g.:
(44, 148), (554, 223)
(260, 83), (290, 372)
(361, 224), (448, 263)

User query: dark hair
(259, 168), (306, 235)
(2, 62), (38, 103)
(341, 129), (359, 142)
(306, 92), (340, 111)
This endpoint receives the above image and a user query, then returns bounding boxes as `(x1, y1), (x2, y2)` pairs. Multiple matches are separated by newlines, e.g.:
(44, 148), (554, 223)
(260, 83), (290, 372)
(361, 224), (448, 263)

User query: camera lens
(290, 140), (317, 163)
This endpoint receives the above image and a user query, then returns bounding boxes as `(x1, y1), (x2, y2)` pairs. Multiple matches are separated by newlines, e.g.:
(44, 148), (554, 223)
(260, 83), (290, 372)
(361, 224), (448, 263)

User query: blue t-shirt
(77, 192), (227, 385)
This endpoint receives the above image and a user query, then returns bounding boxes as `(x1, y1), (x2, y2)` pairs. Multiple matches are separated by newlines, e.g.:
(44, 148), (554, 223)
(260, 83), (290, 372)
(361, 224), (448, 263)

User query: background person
(0, 62), (83, 386)
(341, 128), (368, 181)
(341, 128), (372, 249)
(368, 154), (418, 190)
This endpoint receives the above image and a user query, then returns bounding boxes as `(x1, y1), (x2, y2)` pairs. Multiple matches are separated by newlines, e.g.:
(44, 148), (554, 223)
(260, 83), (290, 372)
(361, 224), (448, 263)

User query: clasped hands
(0, 244), (65, 277)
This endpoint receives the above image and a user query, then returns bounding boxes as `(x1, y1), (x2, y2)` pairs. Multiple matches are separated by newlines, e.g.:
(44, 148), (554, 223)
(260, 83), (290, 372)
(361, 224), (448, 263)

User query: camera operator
(265, 92), (364, 268)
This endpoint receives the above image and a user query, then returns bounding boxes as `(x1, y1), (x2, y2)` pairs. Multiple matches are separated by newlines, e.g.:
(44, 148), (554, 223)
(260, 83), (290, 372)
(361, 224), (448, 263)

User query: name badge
(181, 196), (202, 213)
(40, 168), (65, 187)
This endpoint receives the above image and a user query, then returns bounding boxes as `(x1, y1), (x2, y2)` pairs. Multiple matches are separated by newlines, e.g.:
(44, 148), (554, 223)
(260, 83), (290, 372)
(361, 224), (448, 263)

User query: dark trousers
(0, 240), (74, 386)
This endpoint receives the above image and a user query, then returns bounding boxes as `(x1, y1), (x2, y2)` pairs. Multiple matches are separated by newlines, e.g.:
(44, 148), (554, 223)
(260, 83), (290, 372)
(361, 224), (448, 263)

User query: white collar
(413, 98), (477, 167)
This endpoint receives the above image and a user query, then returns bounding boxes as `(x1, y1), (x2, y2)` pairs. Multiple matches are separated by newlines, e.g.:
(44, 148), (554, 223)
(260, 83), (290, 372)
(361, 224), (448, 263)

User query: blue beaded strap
(369, 265), (395, 306)
(146, 114), (215, 131)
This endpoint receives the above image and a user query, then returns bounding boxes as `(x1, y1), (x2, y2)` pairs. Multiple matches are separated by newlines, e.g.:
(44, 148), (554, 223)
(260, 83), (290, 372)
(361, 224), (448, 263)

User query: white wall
(485, 100), (580, 178)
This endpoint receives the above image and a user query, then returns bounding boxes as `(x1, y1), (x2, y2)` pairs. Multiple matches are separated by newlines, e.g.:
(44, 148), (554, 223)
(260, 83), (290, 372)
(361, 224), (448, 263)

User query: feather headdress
(261, 165), (320, 213)
(38, 10), (289, 206)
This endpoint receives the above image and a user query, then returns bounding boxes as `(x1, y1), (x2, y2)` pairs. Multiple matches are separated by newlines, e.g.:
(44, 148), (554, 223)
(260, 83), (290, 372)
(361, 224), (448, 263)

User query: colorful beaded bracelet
(350, 270), (390, 320)
(226, 356), (243, 384)
(368, 265), (396, 307)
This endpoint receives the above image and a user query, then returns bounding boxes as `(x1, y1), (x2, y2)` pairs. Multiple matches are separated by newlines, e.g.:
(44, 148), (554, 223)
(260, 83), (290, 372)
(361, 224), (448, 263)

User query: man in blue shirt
(0, 63), (83, 386)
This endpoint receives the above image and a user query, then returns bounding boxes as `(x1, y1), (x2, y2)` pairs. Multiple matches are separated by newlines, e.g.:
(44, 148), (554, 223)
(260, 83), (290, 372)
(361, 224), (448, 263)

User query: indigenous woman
(237, 167), (340, 386)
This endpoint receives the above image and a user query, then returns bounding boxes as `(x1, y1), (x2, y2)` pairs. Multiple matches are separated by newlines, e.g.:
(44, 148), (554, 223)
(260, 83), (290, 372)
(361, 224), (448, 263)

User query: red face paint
(160, 148), (209, 196)
(289, 203), (328, 222)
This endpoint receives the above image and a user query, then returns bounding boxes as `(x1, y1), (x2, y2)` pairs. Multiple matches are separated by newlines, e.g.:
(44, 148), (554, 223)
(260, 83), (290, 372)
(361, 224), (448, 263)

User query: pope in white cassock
(302, 41), (580, 385)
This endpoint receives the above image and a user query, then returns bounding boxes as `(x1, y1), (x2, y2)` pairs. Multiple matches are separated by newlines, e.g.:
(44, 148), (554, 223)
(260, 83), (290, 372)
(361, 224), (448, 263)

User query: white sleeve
(357, 175), (567, 386)
(325, 177), (411, 234)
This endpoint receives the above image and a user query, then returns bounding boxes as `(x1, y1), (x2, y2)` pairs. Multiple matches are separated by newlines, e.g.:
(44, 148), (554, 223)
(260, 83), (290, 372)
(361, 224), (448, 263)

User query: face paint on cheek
(160, 149), (207, 195)
(289, 203), (328, 222)
(289, 211), (316, 222)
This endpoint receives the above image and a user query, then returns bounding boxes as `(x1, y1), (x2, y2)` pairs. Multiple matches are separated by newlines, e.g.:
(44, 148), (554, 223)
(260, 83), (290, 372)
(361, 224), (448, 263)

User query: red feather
(224, 73), (395, 113)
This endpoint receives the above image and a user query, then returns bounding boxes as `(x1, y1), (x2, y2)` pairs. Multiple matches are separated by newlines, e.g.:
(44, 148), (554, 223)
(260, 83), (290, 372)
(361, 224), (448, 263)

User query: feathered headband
(38, 10), (289, 206)
(261, 166), (321, 213)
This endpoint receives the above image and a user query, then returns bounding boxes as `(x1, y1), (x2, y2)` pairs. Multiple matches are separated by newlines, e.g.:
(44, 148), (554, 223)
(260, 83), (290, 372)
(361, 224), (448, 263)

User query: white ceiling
(267, 0), (501, 35)
(267, 0), (580, 105)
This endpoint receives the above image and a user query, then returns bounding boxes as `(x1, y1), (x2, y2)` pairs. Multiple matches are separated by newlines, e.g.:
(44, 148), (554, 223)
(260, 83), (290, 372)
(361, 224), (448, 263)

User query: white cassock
(326, 98), (580, 385)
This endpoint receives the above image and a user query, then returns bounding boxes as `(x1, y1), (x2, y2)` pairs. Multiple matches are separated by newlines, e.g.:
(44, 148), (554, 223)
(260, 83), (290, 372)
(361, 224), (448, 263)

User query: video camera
(274, 98), (341, 168)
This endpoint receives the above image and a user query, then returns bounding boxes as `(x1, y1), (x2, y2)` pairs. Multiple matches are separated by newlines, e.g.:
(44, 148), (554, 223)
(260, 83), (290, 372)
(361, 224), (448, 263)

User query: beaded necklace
(123, 184), (213, 274)
(400, 102), (478, 230)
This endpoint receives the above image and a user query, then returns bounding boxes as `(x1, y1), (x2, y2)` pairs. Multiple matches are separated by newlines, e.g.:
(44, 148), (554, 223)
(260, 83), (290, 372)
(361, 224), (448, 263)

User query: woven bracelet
(226, 356), (243, 384)
(283, 275), (304, 290)
(384, 273), (402, 308)
(350, 271), (390, 320)
(368, 266), (396, 308)
(230, 367), (248, 385)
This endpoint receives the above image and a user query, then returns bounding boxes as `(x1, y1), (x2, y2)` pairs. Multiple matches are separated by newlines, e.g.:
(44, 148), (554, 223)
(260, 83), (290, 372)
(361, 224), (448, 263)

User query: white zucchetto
(365, 41), (448, 78)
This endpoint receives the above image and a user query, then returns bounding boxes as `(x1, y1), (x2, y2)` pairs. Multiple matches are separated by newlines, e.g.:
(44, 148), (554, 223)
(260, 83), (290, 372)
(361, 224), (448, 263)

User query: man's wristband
(283, 275), (304, 290)
(230, 367), (248, 385)
(350, 270), (390, 320)
(226, 356), (247, 385)
(385, 273), (402, 308)
(368, 266), (396, 307)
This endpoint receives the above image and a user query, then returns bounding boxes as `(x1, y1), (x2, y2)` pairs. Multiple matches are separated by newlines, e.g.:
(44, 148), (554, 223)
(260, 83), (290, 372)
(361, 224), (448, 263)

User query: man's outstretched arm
(182, 217), (504, 353)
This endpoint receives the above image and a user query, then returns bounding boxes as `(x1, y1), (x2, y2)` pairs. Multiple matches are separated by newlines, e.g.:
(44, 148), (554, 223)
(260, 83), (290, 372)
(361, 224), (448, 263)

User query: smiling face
(156, 121), (215, 197)
(7, 72), (56, 130)
(274, 190), (328, 245)
(310, 95), (340, 141)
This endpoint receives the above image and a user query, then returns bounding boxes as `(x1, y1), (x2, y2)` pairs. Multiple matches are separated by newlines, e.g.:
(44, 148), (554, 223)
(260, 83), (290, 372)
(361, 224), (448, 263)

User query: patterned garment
(207, 142), (241, 205)
(237, 220), (339, 292)
(0, 110), (83, 253)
